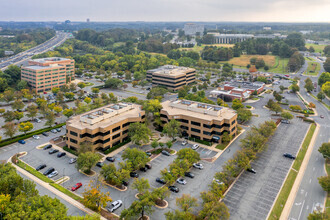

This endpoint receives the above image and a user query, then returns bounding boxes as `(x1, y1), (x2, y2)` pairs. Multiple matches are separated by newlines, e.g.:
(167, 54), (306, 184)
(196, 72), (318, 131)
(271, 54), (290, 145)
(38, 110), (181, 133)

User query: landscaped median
(268, 123), (317, 220)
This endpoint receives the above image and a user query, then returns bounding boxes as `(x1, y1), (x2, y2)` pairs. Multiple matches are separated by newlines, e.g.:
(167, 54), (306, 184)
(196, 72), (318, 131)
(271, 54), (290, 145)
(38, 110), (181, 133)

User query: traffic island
(102, 180), (127, 192)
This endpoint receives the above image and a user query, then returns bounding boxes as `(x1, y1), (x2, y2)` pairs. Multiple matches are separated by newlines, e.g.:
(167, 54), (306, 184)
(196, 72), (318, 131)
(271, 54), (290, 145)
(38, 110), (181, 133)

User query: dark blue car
(18, 140), (26, 144)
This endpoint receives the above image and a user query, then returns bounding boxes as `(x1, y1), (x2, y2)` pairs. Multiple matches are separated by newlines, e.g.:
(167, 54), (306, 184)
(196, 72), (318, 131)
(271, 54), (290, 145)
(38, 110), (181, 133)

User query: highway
(0, 31), (71, 71)
(288, 57), (328, 220)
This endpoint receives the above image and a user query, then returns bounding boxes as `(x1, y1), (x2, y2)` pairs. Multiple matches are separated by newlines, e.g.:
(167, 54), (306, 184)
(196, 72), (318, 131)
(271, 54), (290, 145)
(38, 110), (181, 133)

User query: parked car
(146, 152), (152, 157)
(213, 178), (224, 185)
(51, 129), (57, 133)
(49, 149), (59, 154)
(247, 168), (256, 174)
(283, 153), (296, 159)
(69, 158), (77, 164)
(48, 170), (59, 178)
(145, 163), (152, 169)
(281, 120), (290, 124)
(108, 200), (123, 212)
(42, 132), (49, 136)
(184, 172), (195, 178)
(140, 166), (147, 172)
(122, 180), (129, 186)
(161, 150), (171, 156)
(18, 140), (26, 144)
(320, 115), (324, 119)
(71, 183), (82, 191)
(176, 178), (187, 185)
(96, 162), (103, 167)
(57, 152), (66, 158)
(168, 185), (179, 193)
(62, 125), (66, 129)
(181, 140), (188, 146)
(156, 178), (166, 185)
(34, 118), (41, 123)
(56, 128), (61, 132)
(106, 157), (115, 162)
(43, 145), (52, 150)
(32, 135), (40, 139)
(130, 172), (139, 178)
(36, 164), (46, 171)
(192, 144), (199, 150)
(193, 163), (203, 170)
(43, 167), (55, 176)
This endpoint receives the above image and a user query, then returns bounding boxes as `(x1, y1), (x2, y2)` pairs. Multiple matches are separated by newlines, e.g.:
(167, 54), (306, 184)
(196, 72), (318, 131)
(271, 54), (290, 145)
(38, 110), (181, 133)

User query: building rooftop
(67, 103), (144, 130)
(224, 81), (265, 90)
(162, 99), (236, 121)
(23, 64), (64, 70)
(147, 65), (195, 77)
(31, 57), (71, 63)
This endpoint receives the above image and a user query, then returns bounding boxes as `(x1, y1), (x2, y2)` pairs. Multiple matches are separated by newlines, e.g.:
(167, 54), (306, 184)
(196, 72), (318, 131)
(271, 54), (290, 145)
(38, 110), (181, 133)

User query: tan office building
(146, 65), (196, 91)
(65, 103), (145, 151)
(21, 57), (75, 93)
(160, 100), (237, 143)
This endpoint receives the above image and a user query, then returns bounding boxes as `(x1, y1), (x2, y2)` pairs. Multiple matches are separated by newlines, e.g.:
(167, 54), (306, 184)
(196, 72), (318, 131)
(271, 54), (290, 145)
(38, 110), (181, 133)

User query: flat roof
(67, 103), (144, 130)
(225, 81), (265, 90)
(31, 57), (72, 63)
(147, 65), (195, 77)
(23, 64), (64, 70)
(161, 99), (236, 121)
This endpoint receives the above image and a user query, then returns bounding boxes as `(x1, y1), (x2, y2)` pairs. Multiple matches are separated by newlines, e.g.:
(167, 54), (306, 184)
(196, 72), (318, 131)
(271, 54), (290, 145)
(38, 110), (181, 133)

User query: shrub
(63, 146), (78, 156)
(246, 105), (252, 109)
(103, 139), (131, 155)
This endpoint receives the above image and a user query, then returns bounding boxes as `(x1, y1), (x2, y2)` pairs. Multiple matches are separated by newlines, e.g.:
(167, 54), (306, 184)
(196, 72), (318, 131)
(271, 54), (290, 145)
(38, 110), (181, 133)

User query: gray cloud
(0, 0), (329, 22)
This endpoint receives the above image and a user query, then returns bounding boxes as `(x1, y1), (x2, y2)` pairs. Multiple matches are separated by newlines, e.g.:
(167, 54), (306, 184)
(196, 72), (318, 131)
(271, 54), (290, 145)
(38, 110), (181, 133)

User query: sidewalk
(9, 157), (106, 220)
(279, 123), (320, 219)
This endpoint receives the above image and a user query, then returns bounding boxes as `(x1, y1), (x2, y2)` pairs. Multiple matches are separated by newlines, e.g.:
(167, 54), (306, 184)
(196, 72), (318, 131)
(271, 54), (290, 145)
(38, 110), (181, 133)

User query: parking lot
(223, 118), (309, 220)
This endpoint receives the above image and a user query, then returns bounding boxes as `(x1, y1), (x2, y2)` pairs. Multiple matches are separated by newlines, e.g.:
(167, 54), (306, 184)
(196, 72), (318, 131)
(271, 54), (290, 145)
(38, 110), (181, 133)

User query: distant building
(223, 81), (265, 94)
(21, 57), (75, 93)
(66, 103), (145, 151)
(263, 27), (271, 30)
(146, 65), (196, 91)
(160, 99), (237, 143)
(4, 51), (14, 56)
(183, 23), (204, 36)
(210, 88), (251, 101)
(250, 72), (273, 82)
(209, 33), (286, 44)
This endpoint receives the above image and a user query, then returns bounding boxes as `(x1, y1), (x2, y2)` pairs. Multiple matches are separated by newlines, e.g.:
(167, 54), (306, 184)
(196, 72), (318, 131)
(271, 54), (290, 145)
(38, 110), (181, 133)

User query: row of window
(161, 115), (234, 128)
(69, 130), (127, 145)
(181, 125), (231, 136)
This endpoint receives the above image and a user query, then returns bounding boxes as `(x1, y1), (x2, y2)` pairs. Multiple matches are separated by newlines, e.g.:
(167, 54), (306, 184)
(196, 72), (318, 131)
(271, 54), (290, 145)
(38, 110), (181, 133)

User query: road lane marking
(298, 200), (305, 220)
(309, 178), (312, 183)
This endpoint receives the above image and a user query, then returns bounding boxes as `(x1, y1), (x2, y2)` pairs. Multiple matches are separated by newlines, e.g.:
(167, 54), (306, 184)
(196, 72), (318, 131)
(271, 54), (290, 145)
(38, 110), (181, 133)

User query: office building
(65, 103), (145, 151)
(146, 65), (196, 91)
(160, 100), (237, 143)
(21, 57), (75, 93)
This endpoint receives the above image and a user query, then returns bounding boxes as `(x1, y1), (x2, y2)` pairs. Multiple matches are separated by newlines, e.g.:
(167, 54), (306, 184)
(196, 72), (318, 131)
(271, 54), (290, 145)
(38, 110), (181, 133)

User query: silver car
(108, 200), (122, 212)
(176, 178), (187, 185)
(69, 158), (77, 164)
(47, 170), (58, 178)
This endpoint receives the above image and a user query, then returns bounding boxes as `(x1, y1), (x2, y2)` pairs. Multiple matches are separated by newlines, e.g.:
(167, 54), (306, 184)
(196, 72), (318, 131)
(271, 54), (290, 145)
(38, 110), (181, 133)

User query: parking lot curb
(102, 180), (127, 192)
(219, 169), (245, 202)
(154, 199), (169, 209)
(79, 169), (96, 177)
(279, 123), (320, 220)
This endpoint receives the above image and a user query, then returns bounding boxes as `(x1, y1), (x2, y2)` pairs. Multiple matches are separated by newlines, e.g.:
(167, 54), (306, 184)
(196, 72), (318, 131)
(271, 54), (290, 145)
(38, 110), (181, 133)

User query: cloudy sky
(1, 0), (329, 22)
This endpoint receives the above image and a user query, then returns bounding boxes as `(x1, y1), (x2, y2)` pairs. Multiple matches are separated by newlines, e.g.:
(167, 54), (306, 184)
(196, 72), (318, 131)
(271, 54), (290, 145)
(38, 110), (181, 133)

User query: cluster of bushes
(188, 137), (212, 146)
(160, 148), (200, 185)
(103, 138), (131, 155)
(289, 105), (314, 115)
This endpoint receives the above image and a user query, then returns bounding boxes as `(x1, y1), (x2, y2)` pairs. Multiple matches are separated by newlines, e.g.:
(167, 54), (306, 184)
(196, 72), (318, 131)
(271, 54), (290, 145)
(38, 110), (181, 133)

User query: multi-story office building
(160, 100), (237, 143)
(146, 65), (196, 91)
(65, 103), (145, 151)
(21, 57), (75, 93)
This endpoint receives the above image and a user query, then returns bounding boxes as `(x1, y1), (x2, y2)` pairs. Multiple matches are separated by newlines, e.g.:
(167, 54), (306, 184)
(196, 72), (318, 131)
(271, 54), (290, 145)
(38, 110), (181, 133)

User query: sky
(1, 0), (330, 22)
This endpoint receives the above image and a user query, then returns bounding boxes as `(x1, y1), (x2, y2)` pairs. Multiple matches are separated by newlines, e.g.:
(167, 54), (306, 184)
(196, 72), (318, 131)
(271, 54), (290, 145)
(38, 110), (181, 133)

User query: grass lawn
(305, 43), (326, 54)
(49, 183), (82, 202)
(225, 54), (276, 68)
(17, 159), (53, 183)
(84, 82), (94, 86)
(216, 143), (227, 150)
(303, 62), (321, 76)
(326, 162), (330, 215)
(268, 123), (316, 220)
(179, 44), (234, 53)
(268, 56), (290, 74)
(309, 93), (330, 110)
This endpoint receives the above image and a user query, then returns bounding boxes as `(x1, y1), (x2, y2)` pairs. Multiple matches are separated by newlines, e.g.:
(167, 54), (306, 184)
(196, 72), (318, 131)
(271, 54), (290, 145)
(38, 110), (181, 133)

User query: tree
(26, 104), (38, 120)
(308, 210), (329, 220)
(18, 122), (34, 135)
(163, 119), (181, 140)
(78, 141), (94, 154)
(176, 148), (201, 165)
(324, 58), (330, 72)
(122, 148), (150, 171)
(0, 78), (8, 92)
(3, 111), (16, 122)
(77, 82), (86, 89)
(237, 108), (252, 123)
(101, 163), (130, 187)
(199, 201), (230, 220)
(128, 122), (151, 146)
(270, 103), (282, 114)
(232, 99), (244, 110)
(69, 83), (77, 92)
(120, 192), (155, 220)
(222, 132), (232, 144)
(151, 139), (158, 149)
(322, 81), (330, 97)
(291, 84), (300, 93)
(82, 179), (112, 212)
(318, 142), (330, 159)
(318, 72), (330, 86)
(3, 90), (15, 103)
(14, 111), (24, 122)
(53, 106), (63, 115)
(132, 178), (150, 195)
(104, 78), (123, 89)
(151, 187), (170, 206)
(166, 141), (173, 149)
(63, 108), (74, 119)
(281, 112), (293, 121)
(84, 97), (92, 104)
(318, 175), (330, 192)
(305, 80), (315, 92)
(12, 99), (25, 111)
(165, 194), (198, 219)
(76, 152), (101, 174)
(317, 91), (325, 100)
(91, 88), (100, 94)
(44, 111), (55, 127)
(0, 109), (5, 115)
(64, 92), (75, 100)
(52, 87), (60, 94)
(3, 122), (17, 139)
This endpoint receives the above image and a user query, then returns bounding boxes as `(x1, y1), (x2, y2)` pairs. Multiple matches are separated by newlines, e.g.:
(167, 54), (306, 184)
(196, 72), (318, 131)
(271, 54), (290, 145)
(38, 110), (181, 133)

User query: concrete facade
(21, 57), (75, 93)
(65, 103), (145, 151)
(160, 100), (237, 143)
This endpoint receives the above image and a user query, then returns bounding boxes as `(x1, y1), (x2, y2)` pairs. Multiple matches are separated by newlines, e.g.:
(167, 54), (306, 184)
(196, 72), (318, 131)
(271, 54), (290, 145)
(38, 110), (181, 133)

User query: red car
(43, 92), (47, 94)
(71, 182), (82, 191)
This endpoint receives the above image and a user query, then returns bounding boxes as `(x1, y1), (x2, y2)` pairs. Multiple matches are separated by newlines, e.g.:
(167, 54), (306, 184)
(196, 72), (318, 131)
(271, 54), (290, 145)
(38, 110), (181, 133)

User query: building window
(178, 119), (189, 124)
(191, 121), (201, 126)
(231, 127), (236, 132)
(70, 131), (78, 136)
(203, 124), (212, 129)
(122, 129), (129, 134)
(113, 133), (120, 140)
(214, 124), (222, 129)
(231, 120), (236, 125)
(70, 138), (77, 144)
(223, 123), (230, 127)
(203, 131), (211, 136)
(180, 125), (189, 130)
(112, 126), (120, 133)
(123, 122), (130, 127)
(191, 128), (200, 133)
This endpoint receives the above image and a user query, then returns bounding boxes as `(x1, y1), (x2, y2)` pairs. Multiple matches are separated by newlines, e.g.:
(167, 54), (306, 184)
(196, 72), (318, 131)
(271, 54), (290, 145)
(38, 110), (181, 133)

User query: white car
(181, 140), (188, 146)
(192, 144), (199, 150)
(51, 129), (57, 133)
(193, 163), (203, 170)
(33, 135), (40, 139)
(108, 200), (123, 212)
(213, 178), (224, 185)
(176, 178), (187, 185)
(47, 170), (58, 178)
(69, 158), (77, 164)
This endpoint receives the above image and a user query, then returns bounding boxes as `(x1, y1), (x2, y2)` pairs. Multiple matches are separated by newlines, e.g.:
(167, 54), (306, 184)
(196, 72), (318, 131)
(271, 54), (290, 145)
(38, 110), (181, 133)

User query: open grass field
(226, 54), (276, 68)
(268, 56), (290, 74)
(179, 43), (235, 53)
(306, 43), (326, 54)
(303, 61), (321, 76)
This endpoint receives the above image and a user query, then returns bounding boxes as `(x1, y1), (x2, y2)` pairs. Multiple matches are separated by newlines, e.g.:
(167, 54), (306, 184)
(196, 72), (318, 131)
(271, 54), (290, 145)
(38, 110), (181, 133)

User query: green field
(305, 43), (326, 54)
(303, 62), (321, 76)
(268, 57), (290, 74)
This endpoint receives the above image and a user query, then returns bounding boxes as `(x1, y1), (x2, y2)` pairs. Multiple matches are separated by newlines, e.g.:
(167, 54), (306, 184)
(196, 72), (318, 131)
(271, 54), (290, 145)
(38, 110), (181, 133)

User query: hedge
(63, 146), (78, 156)
(188, 137), (212, 146)
(0, 123), (66, 148)
(49, 183), (82, 202)
(246, 105), (252, 109)
(103, 138), (131, 155)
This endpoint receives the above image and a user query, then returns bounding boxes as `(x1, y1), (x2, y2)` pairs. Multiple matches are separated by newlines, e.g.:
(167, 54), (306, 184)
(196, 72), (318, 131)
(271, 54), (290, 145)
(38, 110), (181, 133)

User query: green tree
(12, 99), (25, 111)
(14, 111), (24, 122)
(69, 83), (77, 92)
(317, 91), (325, 100)
(222, 132), (232, 144)
(132, 178), (150, 195)
(322, 81), (330, 97)
(44, 111), (56, 127)
(122, 148), (150, 171)
(64, 92), (75, 100)
(3, 122), (17, 139)
(52, 87), (60, 94)
(305, 80), (315, 92)
(78, 141), (93, 154)
(3, 111), (16, 122)
(104, 78), (123, 89)
(76, 152), (101, 174)
(232, 99), (244, 110)
(281, 112), (293, 121)
(176, 148), (201, 165)
(84, 97), (92, 104)
(151, 187), (170, 206)
(82, 179), (112, 212)
(151, 139), (158, 149)
(308, 210), (329, 220)
(128, 122), (151, 146)
(163, 119), (181, 140)
(91, 88), (100, 94)
(237, 108), (252, 123)
(270, 102), (282, 114)
(101, 163), (130, 187)
(318, 175), (330, 192)
(54, 106), (63, 115)
(291, 84), (300, 93)
(77, 82), (86, 89)
(18, 122), (34, 135)
(318, 142), (330, 159)
(318, 72), (330, 86)
(199, 201), (230, 220)
(63, 108), (74, 119)
(26, 104), (38, 120)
